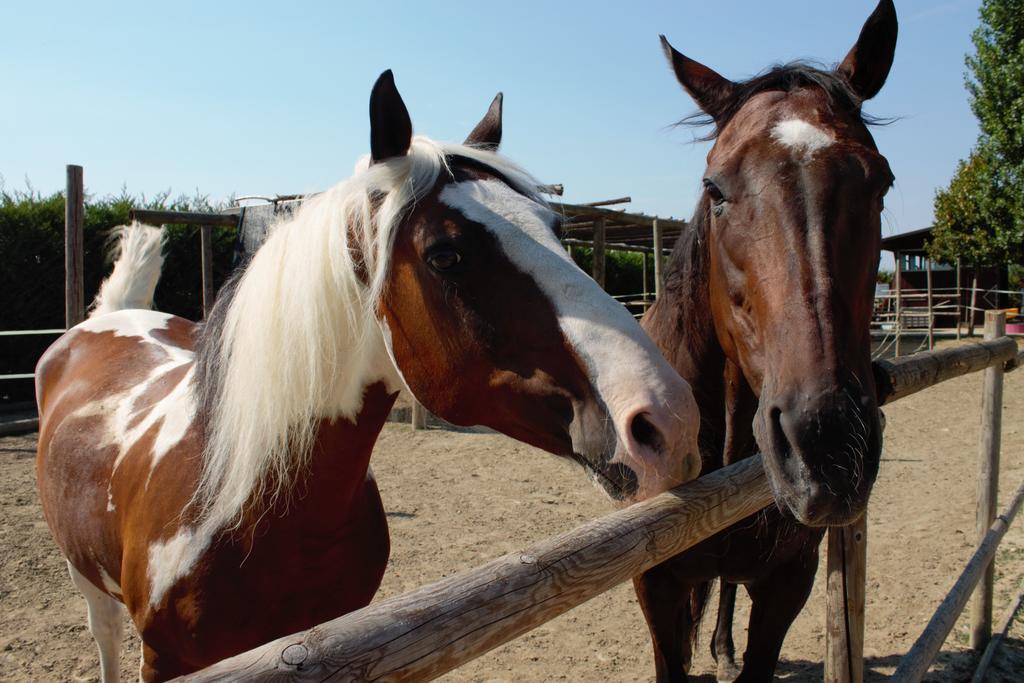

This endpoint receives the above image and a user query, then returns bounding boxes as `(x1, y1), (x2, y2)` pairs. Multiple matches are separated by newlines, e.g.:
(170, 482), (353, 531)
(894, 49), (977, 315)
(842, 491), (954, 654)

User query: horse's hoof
(716, 658), (741, 683)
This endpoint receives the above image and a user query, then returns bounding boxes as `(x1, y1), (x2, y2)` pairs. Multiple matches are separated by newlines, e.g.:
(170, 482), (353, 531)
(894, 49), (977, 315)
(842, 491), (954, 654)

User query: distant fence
(872, 285), (1022, 357)
(177, 324), (1022, 683)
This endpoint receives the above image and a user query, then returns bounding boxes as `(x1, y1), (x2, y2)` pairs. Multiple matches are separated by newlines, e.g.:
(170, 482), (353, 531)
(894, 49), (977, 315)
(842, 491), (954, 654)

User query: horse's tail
(89, 221), (166, 317)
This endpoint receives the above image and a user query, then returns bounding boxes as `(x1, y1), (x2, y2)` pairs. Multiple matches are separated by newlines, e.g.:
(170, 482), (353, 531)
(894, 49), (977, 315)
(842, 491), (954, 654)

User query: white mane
(195, 136), (542, 529)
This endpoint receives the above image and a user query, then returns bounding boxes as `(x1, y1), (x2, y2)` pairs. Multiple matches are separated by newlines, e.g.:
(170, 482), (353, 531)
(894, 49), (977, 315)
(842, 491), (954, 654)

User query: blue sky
(2, 0), (982, 242)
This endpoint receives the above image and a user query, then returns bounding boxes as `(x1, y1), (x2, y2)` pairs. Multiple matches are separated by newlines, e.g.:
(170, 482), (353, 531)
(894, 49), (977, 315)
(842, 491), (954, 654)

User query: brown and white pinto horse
(635, 2), (897, 681)
(36, 71), (702, 681)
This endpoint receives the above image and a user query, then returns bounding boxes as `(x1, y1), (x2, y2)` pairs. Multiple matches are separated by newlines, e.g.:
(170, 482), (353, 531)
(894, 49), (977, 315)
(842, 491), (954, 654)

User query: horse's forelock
(676, 62), (889, 142)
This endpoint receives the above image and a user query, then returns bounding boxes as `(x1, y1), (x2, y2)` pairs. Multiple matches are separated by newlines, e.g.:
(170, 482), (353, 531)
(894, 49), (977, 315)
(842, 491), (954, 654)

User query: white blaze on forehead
(437, 179), (681, 428)
(771, 118), (834, 160)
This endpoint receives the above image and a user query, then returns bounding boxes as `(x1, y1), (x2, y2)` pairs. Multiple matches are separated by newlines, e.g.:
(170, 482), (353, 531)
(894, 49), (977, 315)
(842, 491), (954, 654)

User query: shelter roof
(880, 226), (933, 253)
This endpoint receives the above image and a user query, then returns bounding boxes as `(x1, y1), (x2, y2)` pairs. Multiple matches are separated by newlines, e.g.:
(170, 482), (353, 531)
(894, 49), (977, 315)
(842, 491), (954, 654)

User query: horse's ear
(464, 92), (503, 150)
(369, 70), (413, 163)
(837, 0), (898, 101)
(660, 35), (736, 122)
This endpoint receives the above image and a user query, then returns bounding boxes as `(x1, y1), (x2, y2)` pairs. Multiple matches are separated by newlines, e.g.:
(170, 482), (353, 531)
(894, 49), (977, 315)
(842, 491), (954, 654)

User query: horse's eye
(881, 177), (894, 198)
(703, 179), (727, 216)
(426, 246), (462, 272)
(878, 175), (894, 208)
(704, 179), (726, 203)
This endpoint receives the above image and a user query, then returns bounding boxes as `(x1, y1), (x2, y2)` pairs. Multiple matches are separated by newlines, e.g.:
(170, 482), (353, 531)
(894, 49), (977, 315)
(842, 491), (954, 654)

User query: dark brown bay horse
(635, 2), (898, 680)
(36, 71), (702, 681)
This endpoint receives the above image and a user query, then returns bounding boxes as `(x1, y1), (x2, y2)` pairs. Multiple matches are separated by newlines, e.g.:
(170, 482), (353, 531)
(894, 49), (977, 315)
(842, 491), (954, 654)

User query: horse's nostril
(630, 413), (665, 453)
(769, 405), (790, 460)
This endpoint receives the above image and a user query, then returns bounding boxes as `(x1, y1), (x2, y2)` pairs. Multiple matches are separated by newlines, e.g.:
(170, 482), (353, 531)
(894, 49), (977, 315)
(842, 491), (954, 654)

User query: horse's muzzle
(756, 382), (881, 526)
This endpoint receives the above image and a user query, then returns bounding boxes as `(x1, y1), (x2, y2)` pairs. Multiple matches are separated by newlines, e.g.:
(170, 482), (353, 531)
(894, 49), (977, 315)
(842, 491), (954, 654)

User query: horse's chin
(576, 456), (640, 504)
(777, 490), (866, 528)
(761, 451), (876, 528)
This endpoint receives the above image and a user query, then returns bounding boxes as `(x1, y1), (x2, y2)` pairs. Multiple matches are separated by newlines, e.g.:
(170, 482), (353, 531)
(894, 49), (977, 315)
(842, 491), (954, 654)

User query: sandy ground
(2, 356), (1023, 681)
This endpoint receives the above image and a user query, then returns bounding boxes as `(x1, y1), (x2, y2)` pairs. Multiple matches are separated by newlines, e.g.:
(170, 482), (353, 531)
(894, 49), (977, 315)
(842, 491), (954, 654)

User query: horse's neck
(645, 222), (728, 465)
(246, 381), (399, 532)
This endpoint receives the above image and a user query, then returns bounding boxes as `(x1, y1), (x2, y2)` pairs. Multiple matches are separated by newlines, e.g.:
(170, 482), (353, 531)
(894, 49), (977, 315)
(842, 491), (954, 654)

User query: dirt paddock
(2, 360), (1023, 681)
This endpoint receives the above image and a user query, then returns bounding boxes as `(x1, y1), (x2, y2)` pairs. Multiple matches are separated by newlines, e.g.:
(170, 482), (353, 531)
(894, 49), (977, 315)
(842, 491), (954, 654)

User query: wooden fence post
(894, 250), (902, 357)
(825, 516), (867, 683)
(955, 257), (962, 340)
(971, 310), (1005, 649)
(200, 224), (215, 318)
(65, 165), (85, 328)
(592, 217), (606, 289)
(652, 218), (664, 300)
(926, 256), (934, 350)
(968, 266), (979, 336)
(411, 400), (427, 431)
(641, 252), (648, 311)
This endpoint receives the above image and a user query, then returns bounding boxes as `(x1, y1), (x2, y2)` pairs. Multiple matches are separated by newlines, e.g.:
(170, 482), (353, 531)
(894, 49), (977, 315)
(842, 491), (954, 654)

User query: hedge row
(0, 189), (236, 402)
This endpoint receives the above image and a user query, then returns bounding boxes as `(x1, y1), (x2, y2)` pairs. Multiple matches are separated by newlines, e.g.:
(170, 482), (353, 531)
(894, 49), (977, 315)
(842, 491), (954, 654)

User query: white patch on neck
(771, 118), (834, 161)
(376, 318), (412, 395)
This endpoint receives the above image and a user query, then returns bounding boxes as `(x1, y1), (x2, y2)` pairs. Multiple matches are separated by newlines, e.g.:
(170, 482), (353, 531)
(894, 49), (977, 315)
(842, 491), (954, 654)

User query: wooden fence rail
(181, 457), (773, 681)
(176, 334), (1019, 682)
(891, 479), (1024, 683)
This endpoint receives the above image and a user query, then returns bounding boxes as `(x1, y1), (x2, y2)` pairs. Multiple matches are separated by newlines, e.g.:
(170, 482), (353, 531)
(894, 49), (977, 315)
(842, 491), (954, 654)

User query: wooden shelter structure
(877, 226), (1012, 355)
(548, 197), (687, 305)
(131, 193), (690, 317)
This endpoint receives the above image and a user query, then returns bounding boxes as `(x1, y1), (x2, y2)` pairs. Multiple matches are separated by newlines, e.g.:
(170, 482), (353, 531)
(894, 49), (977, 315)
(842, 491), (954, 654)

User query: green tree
(928, 0), (1023, 266)
(929, 146), (1017, 265)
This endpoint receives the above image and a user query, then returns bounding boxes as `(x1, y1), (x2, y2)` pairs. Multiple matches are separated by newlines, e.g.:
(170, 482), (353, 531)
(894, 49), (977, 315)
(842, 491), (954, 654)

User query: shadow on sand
(686, 636), (1024, 681)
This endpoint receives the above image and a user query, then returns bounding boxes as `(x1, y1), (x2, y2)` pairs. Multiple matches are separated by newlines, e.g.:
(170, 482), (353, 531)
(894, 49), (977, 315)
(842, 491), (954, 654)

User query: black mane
(680, 62), (886, 140)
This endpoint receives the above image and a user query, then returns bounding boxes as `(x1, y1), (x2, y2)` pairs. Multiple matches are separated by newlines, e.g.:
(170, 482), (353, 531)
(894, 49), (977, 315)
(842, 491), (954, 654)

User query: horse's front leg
(634, 562), (700, 683)
(713, 360), (757, 681)
(736, 532), (822, 683)
(711, 580), (741, 682)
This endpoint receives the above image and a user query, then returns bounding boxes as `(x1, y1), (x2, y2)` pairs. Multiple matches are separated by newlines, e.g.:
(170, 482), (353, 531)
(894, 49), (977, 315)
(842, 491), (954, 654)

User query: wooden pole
(129, 208), (240, 226)
(968, 265), (979, 337)
(562, 238), (660, 255)
(200, 225), (215, 318)
(641, 253), (649, 311)
(592, 217), (606, 289)
(179, 458), (773, 683)
(956, 257), (963, 340)
(411, 401), (427, 431)
(926, 256), (934, 350)
(652, 218), (664, 300)
(970, 582), (1024, 683)
(65, 165), (85, 328)
(891, 479), (1024, 683)
(825, 516), (867, 683)
(581, 196), (631, 207)
(971, 311), (1006, 650)
(970, 581), (1019, 683)
(894, 250), (902, 357)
